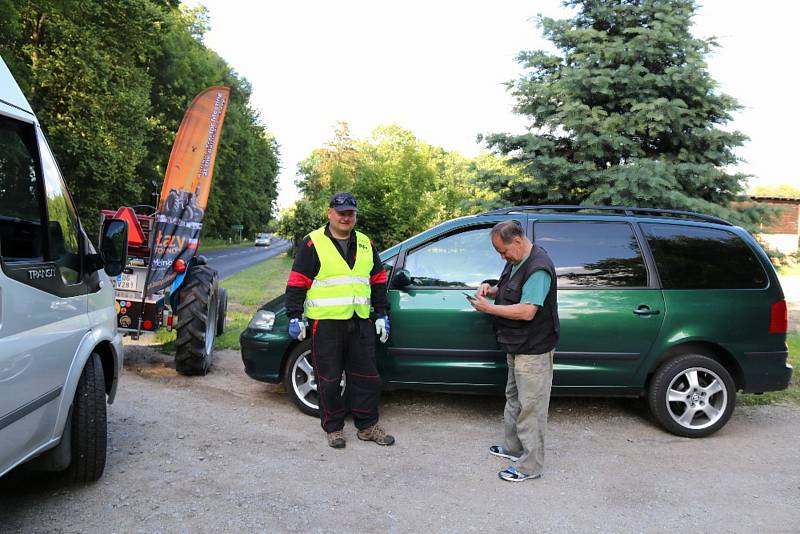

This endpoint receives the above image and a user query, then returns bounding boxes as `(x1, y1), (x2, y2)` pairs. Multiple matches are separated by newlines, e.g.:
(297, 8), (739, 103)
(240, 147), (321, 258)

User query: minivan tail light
(769, 300), (788, 334)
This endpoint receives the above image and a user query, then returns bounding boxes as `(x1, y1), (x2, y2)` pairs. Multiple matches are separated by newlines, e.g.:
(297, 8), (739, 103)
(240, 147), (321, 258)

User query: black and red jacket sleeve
(369, 242), (389, 317)
(285, 236), (319, 319)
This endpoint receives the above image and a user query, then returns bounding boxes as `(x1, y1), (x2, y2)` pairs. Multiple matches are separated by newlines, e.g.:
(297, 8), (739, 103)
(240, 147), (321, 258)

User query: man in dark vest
(469, 220), (559, 482)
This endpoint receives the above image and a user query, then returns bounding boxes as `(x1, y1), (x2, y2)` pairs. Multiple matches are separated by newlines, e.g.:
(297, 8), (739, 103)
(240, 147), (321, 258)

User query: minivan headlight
(248, 310), (275, 331)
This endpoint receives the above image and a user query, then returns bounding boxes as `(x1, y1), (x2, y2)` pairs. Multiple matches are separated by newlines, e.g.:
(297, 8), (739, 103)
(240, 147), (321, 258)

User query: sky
(188, 0), (800, 210)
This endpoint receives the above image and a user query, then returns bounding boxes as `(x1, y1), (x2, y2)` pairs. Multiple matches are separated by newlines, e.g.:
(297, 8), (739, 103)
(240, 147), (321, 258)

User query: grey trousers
(503, 350), (554, 477)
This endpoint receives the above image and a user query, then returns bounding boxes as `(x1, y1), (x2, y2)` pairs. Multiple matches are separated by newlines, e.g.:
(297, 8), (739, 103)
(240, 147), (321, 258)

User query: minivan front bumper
(240, 328), (291, 384)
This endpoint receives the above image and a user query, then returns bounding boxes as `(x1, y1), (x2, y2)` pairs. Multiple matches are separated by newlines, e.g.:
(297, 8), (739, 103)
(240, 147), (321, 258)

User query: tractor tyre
(175, 264), (219, 376)
(216, 287), (228, 336)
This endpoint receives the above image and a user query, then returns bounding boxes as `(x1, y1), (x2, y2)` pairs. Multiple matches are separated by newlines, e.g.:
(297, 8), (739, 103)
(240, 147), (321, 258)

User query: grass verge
(778, 264), (800, 277)
(739, 333), (799, 406)
(154, 253), (293, 352)
(198, 237), (254, 252)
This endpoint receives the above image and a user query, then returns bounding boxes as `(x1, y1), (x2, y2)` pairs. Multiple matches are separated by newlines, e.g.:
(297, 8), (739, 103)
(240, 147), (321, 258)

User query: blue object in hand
(288, 318), (306, 341)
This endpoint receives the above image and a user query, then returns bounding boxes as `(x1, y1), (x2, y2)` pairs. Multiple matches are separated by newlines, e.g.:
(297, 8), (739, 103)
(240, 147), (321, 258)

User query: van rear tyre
(648, 353), (735, 438)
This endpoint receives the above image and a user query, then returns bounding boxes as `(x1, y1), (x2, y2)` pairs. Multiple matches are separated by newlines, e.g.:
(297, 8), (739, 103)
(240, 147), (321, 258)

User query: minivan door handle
(633, 305), (660, 316)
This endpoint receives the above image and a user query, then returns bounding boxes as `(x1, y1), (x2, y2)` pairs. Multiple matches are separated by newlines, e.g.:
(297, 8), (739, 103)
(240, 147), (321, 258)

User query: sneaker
(498, 465), (541, 483)
(489, 445), (520, 462)
(356, 424), (395, 446)
(327, 430), (346, 449)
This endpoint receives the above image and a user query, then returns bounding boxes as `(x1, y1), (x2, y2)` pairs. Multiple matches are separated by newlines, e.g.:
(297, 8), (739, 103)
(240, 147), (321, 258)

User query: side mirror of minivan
(98, 218), (128, 276)
(393, 268), (412, 288)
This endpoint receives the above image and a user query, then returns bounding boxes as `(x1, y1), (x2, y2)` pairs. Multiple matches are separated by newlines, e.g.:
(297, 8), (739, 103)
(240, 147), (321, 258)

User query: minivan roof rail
(478, 205), (733, 226)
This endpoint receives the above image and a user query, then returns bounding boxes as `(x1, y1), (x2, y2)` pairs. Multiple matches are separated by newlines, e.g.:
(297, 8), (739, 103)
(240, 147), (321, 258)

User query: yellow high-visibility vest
(304, 227), (373, 320)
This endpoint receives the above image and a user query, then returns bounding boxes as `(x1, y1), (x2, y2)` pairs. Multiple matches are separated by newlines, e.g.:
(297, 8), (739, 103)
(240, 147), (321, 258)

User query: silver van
(0, 57), (128, 482)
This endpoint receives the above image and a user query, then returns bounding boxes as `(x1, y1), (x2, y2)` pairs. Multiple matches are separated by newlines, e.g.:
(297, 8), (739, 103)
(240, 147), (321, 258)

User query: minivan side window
(641, 223), (767, 289)
(404, 226), (505, 287)
(534, 221), (648, 288)
(38, 130), (82, 284)
(0, 115), (44, 262)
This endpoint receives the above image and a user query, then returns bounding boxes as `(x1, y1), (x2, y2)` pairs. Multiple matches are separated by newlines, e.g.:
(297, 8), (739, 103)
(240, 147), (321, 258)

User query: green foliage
(0, 1), (279, 239)
(751, 184), (800, 199)
(278, 123), (504, 252)
(482, 0), (762, 226)
(0, 0), (163, 236)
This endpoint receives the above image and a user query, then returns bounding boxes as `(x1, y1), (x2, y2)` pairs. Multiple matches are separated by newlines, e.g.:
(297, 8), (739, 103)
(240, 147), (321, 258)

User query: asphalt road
(201, 239), (291, 279)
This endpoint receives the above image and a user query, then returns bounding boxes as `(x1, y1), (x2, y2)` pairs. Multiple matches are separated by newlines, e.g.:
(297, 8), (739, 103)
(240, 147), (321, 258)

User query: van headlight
(248, 310), (275, 331)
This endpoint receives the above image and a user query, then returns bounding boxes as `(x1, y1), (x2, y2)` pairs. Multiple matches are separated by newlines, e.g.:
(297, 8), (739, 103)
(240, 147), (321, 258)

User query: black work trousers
(310, 317), (382, 433)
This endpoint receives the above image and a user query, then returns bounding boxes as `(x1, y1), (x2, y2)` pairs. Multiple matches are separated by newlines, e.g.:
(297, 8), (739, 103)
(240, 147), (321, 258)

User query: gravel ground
(1, 342), (799, 533)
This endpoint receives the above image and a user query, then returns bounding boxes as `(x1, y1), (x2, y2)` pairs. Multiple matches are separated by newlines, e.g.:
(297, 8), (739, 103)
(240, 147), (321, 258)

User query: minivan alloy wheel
(284, 341), (346, 416)
(648, 353), (736, 438)
(665, 366), (727, 430)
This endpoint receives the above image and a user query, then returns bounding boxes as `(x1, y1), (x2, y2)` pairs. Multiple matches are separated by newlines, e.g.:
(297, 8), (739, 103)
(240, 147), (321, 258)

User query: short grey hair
(490, 220), (525, 244)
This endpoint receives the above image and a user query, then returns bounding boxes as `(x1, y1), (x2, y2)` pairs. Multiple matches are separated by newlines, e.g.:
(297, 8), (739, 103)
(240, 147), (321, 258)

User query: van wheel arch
(93, 341), (116, 397)
(646, 341), (743, 392)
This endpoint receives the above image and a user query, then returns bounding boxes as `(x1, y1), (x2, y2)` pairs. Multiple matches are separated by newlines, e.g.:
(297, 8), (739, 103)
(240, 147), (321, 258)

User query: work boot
(357, 424), (395, 446)
(327, 430), (346, 449)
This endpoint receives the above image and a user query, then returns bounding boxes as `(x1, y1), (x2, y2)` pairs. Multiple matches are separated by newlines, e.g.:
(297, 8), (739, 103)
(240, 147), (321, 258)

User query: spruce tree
(483, 0), (759, 223)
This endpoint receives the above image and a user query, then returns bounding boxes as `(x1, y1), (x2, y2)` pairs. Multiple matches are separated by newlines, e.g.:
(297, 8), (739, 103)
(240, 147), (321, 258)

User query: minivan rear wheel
(648, 354), (735, 438)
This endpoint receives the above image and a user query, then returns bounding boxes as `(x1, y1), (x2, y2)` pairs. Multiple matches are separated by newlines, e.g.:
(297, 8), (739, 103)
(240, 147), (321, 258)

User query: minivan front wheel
(283, 340), (346, 417)
(648, 354), (736, 438)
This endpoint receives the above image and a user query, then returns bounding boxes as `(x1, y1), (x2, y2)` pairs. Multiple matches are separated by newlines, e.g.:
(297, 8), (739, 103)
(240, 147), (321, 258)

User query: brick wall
(745, 197), (800, 234)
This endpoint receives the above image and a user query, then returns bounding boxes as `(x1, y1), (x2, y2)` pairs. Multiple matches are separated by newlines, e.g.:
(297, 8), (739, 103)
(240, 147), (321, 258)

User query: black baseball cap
(329, 192), (358, 212)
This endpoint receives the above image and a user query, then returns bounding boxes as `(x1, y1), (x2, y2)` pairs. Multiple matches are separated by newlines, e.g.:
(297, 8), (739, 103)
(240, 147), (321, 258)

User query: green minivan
(241, 206), (791, 437)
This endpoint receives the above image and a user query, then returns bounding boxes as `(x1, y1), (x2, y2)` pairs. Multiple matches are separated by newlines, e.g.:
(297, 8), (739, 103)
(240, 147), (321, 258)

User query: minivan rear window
(641, 223), (767, 289)
(534, 221), (648, 288)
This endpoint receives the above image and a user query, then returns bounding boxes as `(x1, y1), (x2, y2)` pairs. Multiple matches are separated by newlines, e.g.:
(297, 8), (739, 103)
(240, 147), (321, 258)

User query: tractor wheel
(216, 287), (228, 336)
(175, 264), (219, 376)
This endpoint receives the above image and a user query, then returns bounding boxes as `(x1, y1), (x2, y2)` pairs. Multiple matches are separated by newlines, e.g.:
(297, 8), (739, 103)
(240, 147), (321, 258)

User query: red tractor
(100, 206), (227, 375)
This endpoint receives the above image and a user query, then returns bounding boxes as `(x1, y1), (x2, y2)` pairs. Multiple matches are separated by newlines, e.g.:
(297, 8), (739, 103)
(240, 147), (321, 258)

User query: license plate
(115, 272), (138, 291)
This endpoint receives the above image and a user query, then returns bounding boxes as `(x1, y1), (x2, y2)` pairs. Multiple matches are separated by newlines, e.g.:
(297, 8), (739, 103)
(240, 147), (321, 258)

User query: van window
(38, 131), (81, 284)
(641, 223), (767, 289)
(534, 221), (648, 288)
(0, 115), (44, 261)
(404, 226), (505, 287)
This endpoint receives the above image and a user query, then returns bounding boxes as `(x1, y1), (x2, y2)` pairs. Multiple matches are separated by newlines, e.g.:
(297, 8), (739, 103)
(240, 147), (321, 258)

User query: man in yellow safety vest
(284, 192), (394, 449)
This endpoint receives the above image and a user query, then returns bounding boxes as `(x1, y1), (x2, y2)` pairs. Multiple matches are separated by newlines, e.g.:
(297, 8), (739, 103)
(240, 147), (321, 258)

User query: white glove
(375, 317), (389, 343)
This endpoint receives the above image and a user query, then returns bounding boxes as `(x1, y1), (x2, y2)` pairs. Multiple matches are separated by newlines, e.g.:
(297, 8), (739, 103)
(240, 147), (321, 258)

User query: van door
(0, 112), (89, 473)
(533, 220), (665, 390)
(384, 223), (509, 388)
